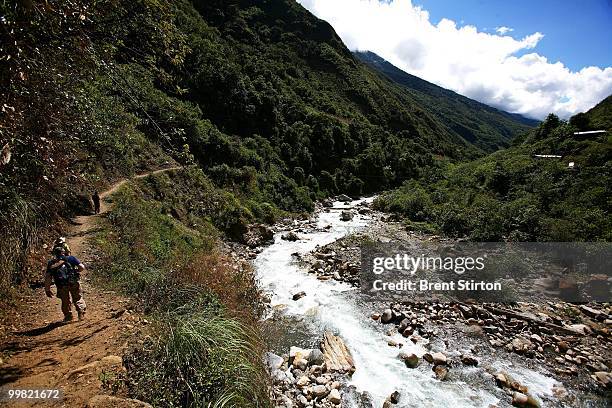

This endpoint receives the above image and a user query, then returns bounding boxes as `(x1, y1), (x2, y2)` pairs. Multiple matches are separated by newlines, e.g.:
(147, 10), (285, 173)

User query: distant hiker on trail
(44, 246), (87, 322)
(92, 190), (100, 214)
(53, 236), (71, 256)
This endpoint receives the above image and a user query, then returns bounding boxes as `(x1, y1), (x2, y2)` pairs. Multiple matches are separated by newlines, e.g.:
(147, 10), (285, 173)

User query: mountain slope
(355, 51), (538, 150)
(577, 94), (612, 130)
(1, 0), (539, 291)
(375, 97), (612, 241)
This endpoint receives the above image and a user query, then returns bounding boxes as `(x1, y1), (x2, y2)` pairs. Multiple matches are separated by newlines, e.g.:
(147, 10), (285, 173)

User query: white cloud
(496, 26), (514, 35)
(297, 0), (612, 119)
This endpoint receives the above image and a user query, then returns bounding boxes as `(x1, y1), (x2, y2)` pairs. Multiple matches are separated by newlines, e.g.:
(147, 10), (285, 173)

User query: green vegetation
(1, 0), (536, 294)
(376, 101), (612, 241)
(95, 169), (268, 407)
(355, 51), (538, 151)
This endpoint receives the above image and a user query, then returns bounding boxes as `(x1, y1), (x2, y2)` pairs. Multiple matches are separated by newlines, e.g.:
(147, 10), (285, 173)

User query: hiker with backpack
(44, 246), (87, 322)
(53, 236), (71, 255)
(92, 190), (100, 214)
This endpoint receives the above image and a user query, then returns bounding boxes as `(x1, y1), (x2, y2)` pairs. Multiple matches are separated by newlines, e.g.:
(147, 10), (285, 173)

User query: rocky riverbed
(232, 196), (611, 407)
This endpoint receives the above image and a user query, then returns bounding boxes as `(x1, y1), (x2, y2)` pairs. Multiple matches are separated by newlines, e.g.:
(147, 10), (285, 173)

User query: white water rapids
(255, 198), (560, 407)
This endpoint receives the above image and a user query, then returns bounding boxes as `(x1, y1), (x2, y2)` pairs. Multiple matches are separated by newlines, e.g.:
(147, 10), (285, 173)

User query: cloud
(297, 0), (612, 119)
(496, 26), (514, 35)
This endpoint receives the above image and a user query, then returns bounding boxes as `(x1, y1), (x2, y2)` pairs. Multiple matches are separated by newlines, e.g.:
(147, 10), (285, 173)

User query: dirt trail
(0, 167), (181, 407)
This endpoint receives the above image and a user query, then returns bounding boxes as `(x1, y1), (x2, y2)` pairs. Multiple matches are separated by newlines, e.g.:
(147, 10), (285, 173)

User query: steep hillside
(375, 96), (612, 241)
(571, 94), (612, 130)
(1, 0), (534, 291)
(356, 51), (538, 150)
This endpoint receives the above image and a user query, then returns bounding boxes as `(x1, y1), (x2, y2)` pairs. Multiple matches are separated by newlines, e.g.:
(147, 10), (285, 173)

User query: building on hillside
(533, 154), (562, 159)
(573, 130), (607, 139)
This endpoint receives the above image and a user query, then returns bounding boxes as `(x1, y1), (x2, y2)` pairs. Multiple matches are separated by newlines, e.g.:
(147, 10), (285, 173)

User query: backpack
(50, 257), (80, 286)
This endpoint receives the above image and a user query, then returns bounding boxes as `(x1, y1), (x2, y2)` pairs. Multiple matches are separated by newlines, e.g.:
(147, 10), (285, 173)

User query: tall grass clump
(125, 309), (269, 407)
(0, 194), (40, 297)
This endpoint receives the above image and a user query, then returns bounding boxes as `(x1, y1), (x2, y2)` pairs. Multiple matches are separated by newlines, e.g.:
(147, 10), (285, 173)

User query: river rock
(511, 336), (533, 353)
(569, 324), (592, 335)
(434, 365), (448, 381)
(243, 224), (274, 248)
(292, 291), (306, 301)
(296, 394), (308, 407)
(432, 352), (447, 366)
(308, 349), (325, 366)
(311, 384), (328, 398)
(321, 331), (356, 374)
(290, 346), (311, 362)
(398, 318), (410, 332)
(389, 391), (401, 404)
(340, 211), (353, 221)
(460, 354), (478, 366)
(337, 194), (352, 202)
(381, 309), (393, 323)
(278, 394), (294, 408)
(423, 353), (434, 364)
(293, 358), (308, 371)
(399, 351), (419, 368)
(401, 327), (413, 337)
(310, 364), (323, 376)
(315, 376), (329, 385)
(328, 388), (341, 404)
(511, 392), (540, 407)
(265, 352), (284, 371)
(495, 373), (509, 388)
(296, 375), (310, 387)
(282, 231), (300, 241)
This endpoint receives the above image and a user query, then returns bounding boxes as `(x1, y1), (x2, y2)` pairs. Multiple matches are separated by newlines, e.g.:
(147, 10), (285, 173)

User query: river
(255, 198), (562, 407)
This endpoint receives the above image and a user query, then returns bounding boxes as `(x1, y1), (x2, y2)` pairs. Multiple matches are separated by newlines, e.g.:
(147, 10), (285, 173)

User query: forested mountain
(355, 51), (539, 151)
(375, 96), (612, 241)
(1, 0), (536, 280)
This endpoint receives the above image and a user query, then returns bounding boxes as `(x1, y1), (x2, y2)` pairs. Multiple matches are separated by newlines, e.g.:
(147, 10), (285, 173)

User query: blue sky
(298, 0), (612, 119)
(417, 0), (612, 71)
